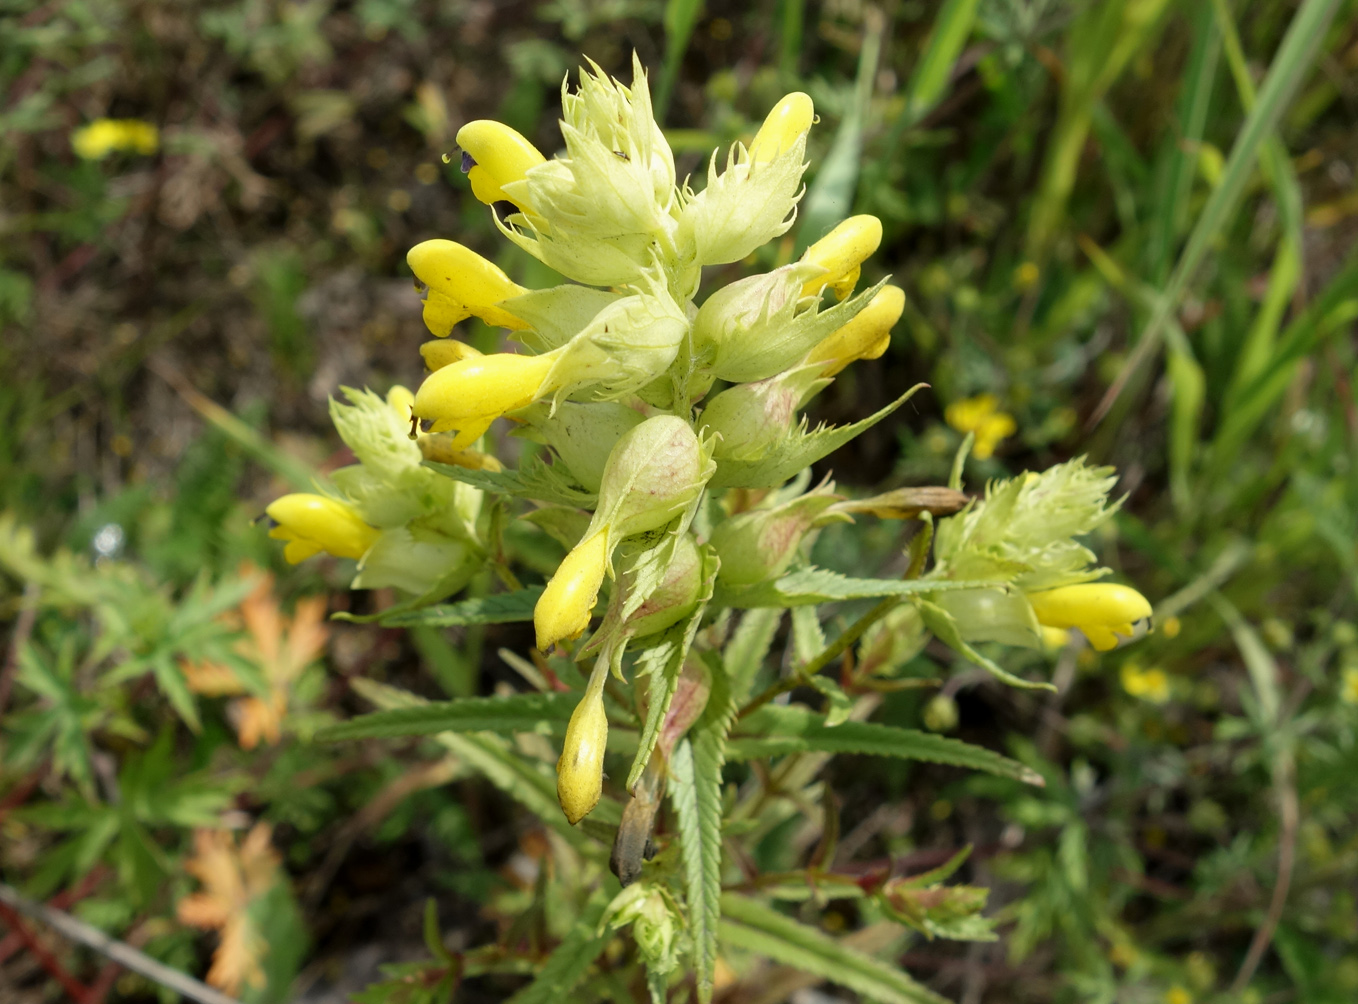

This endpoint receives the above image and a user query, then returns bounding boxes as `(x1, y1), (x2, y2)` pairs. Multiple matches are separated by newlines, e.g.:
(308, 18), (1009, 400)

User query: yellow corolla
(455, 120), (545, 212)
(804, 285), (905, 377)
(557, 676), (608, 825)
(534, 530), (611, 651)
(412, 351), (557, 449)
(420, 338), (482, 372)
(748, 92), (813, 165)
(801, 215), (882, 300)
(1027, 583), (1153, 652)
(266, 494), (378, 564)
(407, 240), (529, 336)
(71, 118), (159, 160)
(945, 393), (1017, 461)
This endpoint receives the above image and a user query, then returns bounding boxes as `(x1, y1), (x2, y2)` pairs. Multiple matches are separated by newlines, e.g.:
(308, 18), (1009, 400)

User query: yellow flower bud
(748, 92), (814, 165)
(266, 494), (378, 564)
(406, 239), (529, 336)
(420, 338), (482, 372)
(557, 676), (609, 825)
(801, 215), (882, 300)
(455, 120), (545, 212)
(412, 351), (557, 449)
(1027, 583), (1153, 652)
(535, 529), (611, 650)
(71, 118), (159, 160)
(804, 284), (905, 377)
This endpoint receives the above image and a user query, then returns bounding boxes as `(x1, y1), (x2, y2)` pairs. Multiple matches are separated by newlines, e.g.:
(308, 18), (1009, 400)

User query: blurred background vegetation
(2, 0), (1358, 1002)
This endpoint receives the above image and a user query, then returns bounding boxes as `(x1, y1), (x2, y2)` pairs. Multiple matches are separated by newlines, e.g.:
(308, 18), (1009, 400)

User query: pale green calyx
(710, 483), (847, 586)
(698, 363), (828, 462)
(518, 400), (647, 493)
(589, 415), (714, 540)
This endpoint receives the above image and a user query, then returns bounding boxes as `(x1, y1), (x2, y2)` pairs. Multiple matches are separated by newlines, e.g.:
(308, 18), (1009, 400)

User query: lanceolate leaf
(504, 889), (614, 1004)
(709, 384), (927, 490)
(316, 692), (579, 741)
(352, 587), (543, 628)
(718, 894), (948, 1004)
(730, 705), (1044, 786)
(715, 567), (1004, 609)
(426, 454), (597, 508)
(724, 608), (782, 705)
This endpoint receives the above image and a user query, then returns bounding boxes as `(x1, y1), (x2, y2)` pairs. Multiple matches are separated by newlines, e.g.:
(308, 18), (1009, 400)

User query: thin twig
(0, 883), (242, 1004)
(0, 895), (91, 1001)
(1230, 749), (1299, 993)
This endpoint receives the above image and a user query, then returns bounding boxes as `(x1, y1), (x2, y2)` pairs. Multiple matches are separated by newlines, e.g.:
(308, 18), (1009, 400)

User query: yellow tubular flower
(945, 393), (1017, 460)
(801, 215), (883, 299)
(748, 92), (814, 165)
(407, 240), (529, 335)
(557, 667), (609, 824)
(417, 435), (503, 472)
(1027, 583), (1153, 652)
(804, 285), (905, 377)
(455, 120), (545, 211)
(266, 494), (378, 564)
(413, 351), (557, 449)
(535, 530), (611, 651)
(420, 338), (482, 372)
(71, 118), (159, 160)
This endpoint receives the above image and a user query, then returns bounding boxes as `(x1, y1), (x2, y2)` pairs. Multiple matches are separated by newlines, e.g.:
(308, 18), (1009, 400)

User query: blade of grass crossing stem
(1148, 0), (1220, 285)
(504, 889), (613, 1004)
(795, 8), (883, 252)
(654, 0), (702, 123)
(903, 0), (981, 121)
(1093, 0), (1342, 426)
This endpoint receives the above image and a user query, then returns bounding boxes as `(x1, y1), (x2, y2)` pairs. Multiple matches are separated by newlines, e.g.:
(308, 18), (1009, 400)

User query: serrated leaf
(716, 567), (1003, 609)
(342, 587), (543, 628)
(729, 705), (1043, 786)
(724, 608), (783, 705)
(790, 605), (826, 665)
(426, 453), (597, 508)
(915, 598), (1056, 692)
(719, 894), (947, 1004)
(505, 889), (614, 1004)
(316, 693), (581, 742)
(668, 662), (732, 1003)
(805, 675), (852, 727)
(709, 384), (927, 489)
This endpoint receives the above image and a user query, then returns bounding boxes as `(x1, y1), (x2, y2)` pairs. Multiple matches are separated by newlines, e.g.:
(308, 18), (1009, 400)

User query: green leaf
(804, 674), (852, 728)
(342, 587), (543, 627)
(715, 566), (1002, 609)
(718, 894), (948, 1004)
(316, 692), (581, 742)
(668, 662), (732, 1003)
(505, 889), (614, 1004)
(789, 605), (825, 665)
(915, 598), (1056, 692)
(425, 453), (597, 508)
(730, 705), (1044, 786)
(725, 608), (782, 705)
(655, 0), (703, 121)
(709, 384), (926, 489)
(903, 0), (981, 121)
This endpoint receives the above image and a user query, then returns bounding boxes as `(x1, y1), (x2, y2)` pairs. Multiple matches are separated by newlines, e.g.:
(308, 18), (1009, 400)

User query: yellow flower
(385, 384), (503, 471)
(265, 494), (378, 564)
(407, 239), (529, 336)
(535, 529), (611, 651)
(557, 670), (609, 824)
(748, 92), (814, 165)
(1340, 666), (1358, 705)
(1121, 663), (1172, 703)
(1028, 583), (1153, 652)
(1164, 986), (1193, 1004)
(800, 215), (882, 300)
(945, 393), (1017, 460)
(412, 351), (557, 449)
(455, 119), (545, 213)
(71, 118), (159, 160)
(420, 338), (483, 372)
(804, 285), (905, 377)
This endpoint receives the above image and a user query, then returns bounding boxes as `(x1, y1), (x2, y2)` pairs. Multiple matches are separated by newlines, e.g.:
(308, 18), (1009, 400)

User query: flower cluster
(266, 56), (1152, 827)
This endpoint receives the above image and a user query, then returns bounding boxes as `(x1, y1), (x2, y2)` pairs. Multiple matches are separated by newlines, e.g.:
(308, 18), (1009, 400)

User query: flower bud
(456, 120), (546, 213)
(622, 533), (703, 639)
(557, 670), (608, 824)
(521, 400), (646, 493)
(697, 365), (826, 462)
(266, 494), (378, 564)
(535, 529), (611, 650)
(594, 416), (711, 539)
(599, 883), (680, 974)
(801, 215), (882, 300)
(748, 92), (814, 165)
(803, 284), (904, 378)
(1026, 583), (1152, 652)
(413, 351), (557, 449)
(710, 486), (842, 586)
(407, 240), (529, 336)
(923, 693), (959, 733)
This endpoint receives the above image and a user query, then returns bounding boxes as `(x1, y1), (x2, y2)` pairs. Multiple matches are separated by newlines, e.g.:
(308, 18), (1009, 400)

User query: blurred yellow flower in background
(945, 393), (1017, 459)
(71, 118), (159, 159)
(1121, 663), (1172, 703)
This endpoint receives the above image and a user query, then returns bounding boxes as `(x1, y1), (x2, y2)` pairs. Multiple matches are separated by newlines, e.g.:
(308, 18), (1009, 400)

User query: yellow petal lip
(455, 120), (545, 210)
(412, 352), (555, 427)
(802, 215), (883, 299)
(265, 494), (377, 562)
(534, 530), (611, 651)
(1027, 584), (1153, 651)
(420, 338), (483, 372)
(749, 92), (814, 165)
(406, 239), (529, 334)
(805, 284), (905, 377)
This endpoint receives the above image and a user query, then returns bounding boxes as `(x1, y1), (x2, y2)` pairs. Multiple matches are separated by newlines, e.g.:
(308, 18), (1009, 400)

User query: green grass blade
(778, 0), (806, 76)
(724, 608), (782, 706)
(1094, 0), (1343, 424)
(654, 0), (703, 123)
(505, 889), (614, 1004)
(315, 692), (579, 741)
(356, 587), (542, 627)
(903, 0), (981, 122)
